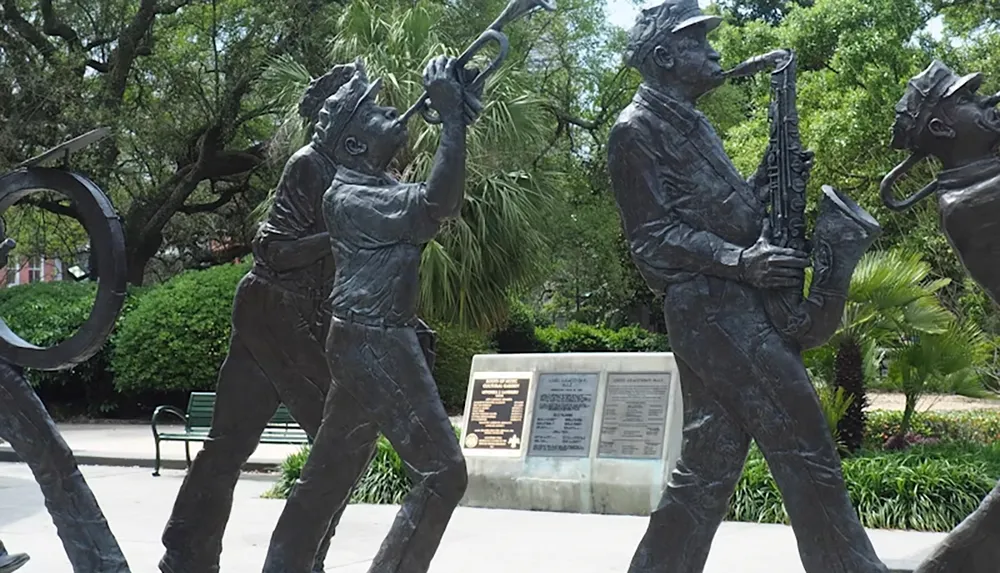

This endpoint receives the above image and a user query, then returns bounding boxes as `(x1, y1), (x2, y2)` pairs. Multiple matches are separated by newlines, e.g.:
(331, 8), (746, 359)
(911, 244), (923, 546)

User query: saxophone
(726, 50), (882, 351)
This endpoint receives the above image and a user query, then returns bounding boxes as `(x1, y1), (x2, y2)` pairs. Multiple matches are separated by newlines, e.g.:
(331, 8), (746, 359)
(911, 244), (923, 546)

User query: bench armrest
(152, 405), (188, 438)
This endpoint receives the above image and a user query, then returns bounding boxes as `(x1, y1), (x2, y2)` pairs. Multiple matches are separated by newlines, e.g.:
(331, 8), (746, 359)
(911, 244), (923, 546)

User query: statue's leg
(306, 319), (437, 572)
(678, 325), (888, 573)
(627, 358), (752, 573)
(912, 480), (1000, 573)
(0, 361), (130, 573)
(262, 382), (379, 573)
(159, 331), (280, 573)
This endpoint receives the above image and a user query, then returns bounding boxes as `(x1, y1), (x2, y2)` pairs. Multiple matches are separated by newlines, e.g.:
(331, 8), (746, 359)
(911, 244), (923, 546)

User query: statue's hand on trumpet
(421, 56), (485, 127)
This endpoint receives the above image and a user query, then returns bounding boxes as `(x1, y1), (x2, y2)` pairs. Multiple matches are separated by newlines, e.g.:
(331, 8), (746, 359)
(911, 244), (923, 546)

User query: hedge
(865, 410), (1000, 449)
(0, 280), (148, 416)
(111, 261), (252, 393)
(536, 322), (669, 353)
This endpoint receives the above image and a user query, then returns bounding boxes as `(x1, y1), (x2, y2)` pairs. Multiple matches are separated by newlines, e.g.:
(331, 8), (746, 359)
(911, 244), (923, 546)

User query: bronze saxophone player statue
(607, 2), (886, 572)
(880, 59), (1000, 573)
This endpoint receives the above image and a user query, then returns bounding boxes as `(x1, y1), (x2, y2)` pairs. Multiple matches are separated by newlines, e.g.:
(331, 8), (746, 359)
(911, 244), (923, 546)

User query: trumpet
(397, 0), (557, 125)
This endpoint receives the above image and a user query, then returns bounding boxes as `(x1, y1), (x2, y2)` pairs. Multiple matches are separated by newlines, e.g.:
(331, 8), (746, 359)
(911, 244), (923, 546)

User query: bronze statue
(0, 539), (29, 572)
(880, 59), (1000, 573)
(606, 1), (887, 572)
(158, 65), (361, 573)
(258, 54), (483, 573)
(0, 131), (131, 572)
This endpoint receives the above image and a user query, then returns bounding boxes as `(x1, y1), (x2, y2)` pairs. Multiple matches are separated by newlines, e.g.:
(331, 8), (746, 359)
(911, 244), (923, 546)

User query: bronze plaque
(463, 375), (531, 451)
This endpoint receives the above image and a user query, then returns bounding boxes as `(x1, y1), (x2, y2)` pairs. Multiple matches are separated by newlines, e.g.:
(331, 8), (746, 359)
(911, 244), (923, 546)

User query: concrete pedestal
(457, 352), (683, 516)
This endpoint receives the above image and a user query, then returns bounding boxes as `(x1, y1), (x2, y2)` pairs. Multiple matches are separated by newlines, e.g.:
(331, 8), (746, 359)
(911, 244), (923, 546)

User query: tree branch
(2, 0), (56, 57)
(179, 181), (247, 214)
(40, 0), (82, 51)
(87, 59), (109, 73)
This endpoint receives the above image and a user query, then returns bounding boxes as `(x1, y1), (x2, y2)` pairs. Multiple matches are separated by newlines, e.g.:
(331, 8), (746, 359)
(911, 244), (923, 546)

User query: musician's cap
(892, 59), (984, 150)
(625, 0), (722, 69)
(299, 63), (359, 124)
(314, 59), (383, 147)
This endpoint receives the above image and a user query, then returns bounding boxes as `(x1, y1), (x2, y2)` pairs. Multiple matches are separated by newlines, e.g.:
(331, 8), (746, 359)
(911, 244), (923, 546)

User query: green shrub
(429, 320), (493, 414)
(536, 322), (669, 353)
(865, 410), (1000, 449)
(491, 300), (548, 353)
(0, 281), (149, 416)
(728, 444), (1000, 532)
(111, 262), (251, 393)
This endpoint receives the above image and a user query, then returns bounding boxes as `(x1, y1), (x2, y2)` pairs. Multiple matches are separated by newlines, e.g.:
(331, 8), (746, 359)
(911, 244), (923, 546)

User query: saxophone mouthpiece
(724, 49), (791, 79)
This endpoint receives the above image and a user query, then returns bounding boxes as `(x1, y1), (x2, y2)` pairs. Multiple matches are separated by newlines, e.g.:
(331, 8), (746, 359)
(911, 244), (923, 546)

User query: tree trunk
(886, 396), (916, 450)
(834, 336), (868, 454)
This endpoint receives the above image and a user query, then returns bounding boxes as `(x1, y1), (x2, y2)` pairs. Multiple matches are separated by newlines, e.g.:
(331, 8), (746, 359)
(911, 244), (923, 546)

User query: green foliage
(0, 281), (150, 415)
(429, 321), (494, 414)
(865, 410), (1000, 449)
(111, 262), (251, 393)
(491, 300), (550, 354)
(815, 383), (854, 451)
(728, 444), (1000, 532)
(535, 322), (669, 353)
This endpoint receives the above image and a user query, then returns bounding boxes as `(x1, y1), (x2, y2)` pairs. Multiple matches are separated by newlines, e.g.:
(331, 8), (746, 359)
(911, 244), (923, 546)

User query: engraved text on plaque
(528, 373), (599, 457)
(463, 375), (531, 451)
(598, 372), (671, 459)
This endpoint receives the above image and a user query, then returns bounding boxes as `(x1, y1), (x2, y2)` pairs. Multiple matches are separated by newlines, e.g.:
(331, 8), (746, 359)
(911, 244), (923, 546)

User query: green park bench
(150, 391), (311, 476)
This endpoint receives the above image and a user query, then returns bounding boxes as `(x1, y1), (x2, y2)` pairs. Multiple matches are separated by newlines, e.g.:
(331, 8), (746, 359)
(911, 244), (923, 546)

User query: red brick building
(2, 255), (65, 287)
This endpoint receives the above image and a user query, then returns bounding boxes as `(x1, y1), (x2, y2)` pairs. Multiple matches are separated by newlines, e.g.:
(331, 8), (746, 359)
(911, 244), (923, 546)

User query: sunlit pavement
(0, 462), (943, 572)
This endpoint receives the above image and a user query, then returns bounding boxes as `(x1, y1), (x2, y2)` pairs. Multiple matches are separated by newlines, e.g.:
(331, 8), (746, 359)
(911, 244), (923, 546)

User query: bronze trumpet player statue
(881, 59), (1000, 573)
(607, 2), (886, 572)
(259, 1), (555, 572)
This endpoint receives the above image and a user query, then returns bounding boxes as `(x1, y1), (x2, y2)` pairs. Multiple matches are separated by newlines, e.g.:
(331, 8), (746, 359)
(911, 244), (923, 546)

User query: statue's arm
(252, 155), (332, 272)
(608, 125), (745, 282)
(422, 115), (468, 222)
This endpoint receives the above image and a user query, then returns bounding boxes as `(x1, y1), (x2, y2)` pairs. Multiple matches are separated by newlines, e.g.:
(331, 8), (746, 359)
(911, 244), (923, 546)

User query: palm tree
(804, 249), (953, 453)
(882, 319), (989, 447)
(260, 0), (557, 332)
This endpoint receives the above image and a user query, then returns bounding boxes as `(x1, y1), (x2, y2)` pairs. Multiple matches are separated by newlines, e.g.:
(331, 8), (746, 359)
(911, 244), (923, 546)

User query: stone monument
(606, 1), (888, 572)
(0, 128), (131, 572)
(880, 59), (1000, 573)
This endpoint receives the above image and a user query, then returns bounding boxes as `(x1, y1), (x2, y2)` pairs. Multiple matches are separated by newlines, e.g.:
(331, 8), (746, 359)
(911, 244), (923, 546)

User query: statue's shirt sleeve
(608, 114), (746, 292)
(255, 150), (330, 258)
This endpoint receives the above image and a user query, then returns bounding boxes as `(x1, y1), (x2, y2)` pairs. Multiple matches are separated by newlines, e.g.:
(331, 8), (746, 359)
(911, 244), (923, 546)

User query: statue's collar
(936, 155), (1000, 190)
(635, 84), (701, 134)
(334, 165), (397, 187)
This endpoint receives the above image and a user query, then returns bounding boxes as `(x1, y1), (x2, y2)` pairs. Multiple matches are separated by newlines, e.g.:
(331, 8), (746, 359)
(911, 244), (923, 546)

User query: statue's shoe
(0, 551), (29, 573)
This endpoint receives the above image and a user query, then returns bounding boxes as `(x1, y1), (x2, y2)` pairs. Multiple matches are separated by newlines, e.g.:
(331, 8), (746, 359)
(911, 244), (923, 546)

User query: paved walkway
(0, 463), (943, 573)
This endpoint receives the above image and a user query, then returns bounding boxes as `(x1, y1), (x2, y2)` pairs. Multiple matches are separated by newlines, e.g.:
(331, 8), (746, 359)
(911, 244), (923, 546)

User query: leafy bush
(429, 320), (493, 414)
(491, 300), (549, 354)
(536, 322), (669, 353)
(0, 281), (149, 416)
(865, 410), (1000, 449)
(728, 444), (1000, 532)
(112, 262), (251, 393)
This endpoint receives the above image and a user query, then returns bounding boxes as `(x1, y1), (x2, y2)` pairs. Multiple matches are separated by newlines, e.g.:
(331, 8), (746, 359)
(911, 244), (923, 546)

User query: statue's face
(340, 98), (409, 169)
(655, 24), (724, 98)
(924, 84), (1000, 160)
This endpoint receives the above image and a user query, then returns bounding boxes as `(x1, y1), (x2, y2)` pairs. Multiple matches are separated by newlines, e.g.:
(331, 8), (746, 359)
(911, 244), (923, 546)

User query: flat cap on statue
(892, 59), (984, 150)
(624, 0), (722, 69)
(299, 63), (361, 123)
(315, 59), (383, 145)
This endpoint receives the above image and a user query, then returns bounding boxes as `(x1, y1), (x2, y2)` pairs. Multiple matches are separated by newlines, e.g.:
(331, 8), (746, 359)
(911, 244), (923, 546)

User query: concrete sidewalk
(0, 422), (305, 474)
(0, 462), (944, 573)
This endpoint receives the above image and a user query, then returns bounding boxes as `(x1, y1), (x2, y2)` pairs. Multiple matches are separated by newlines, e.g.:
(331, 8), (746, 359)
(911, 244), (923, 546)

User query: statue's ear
(344, 136), (367, 156)
(927, 118), (956, 139)
(651, 46), (674, 71)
